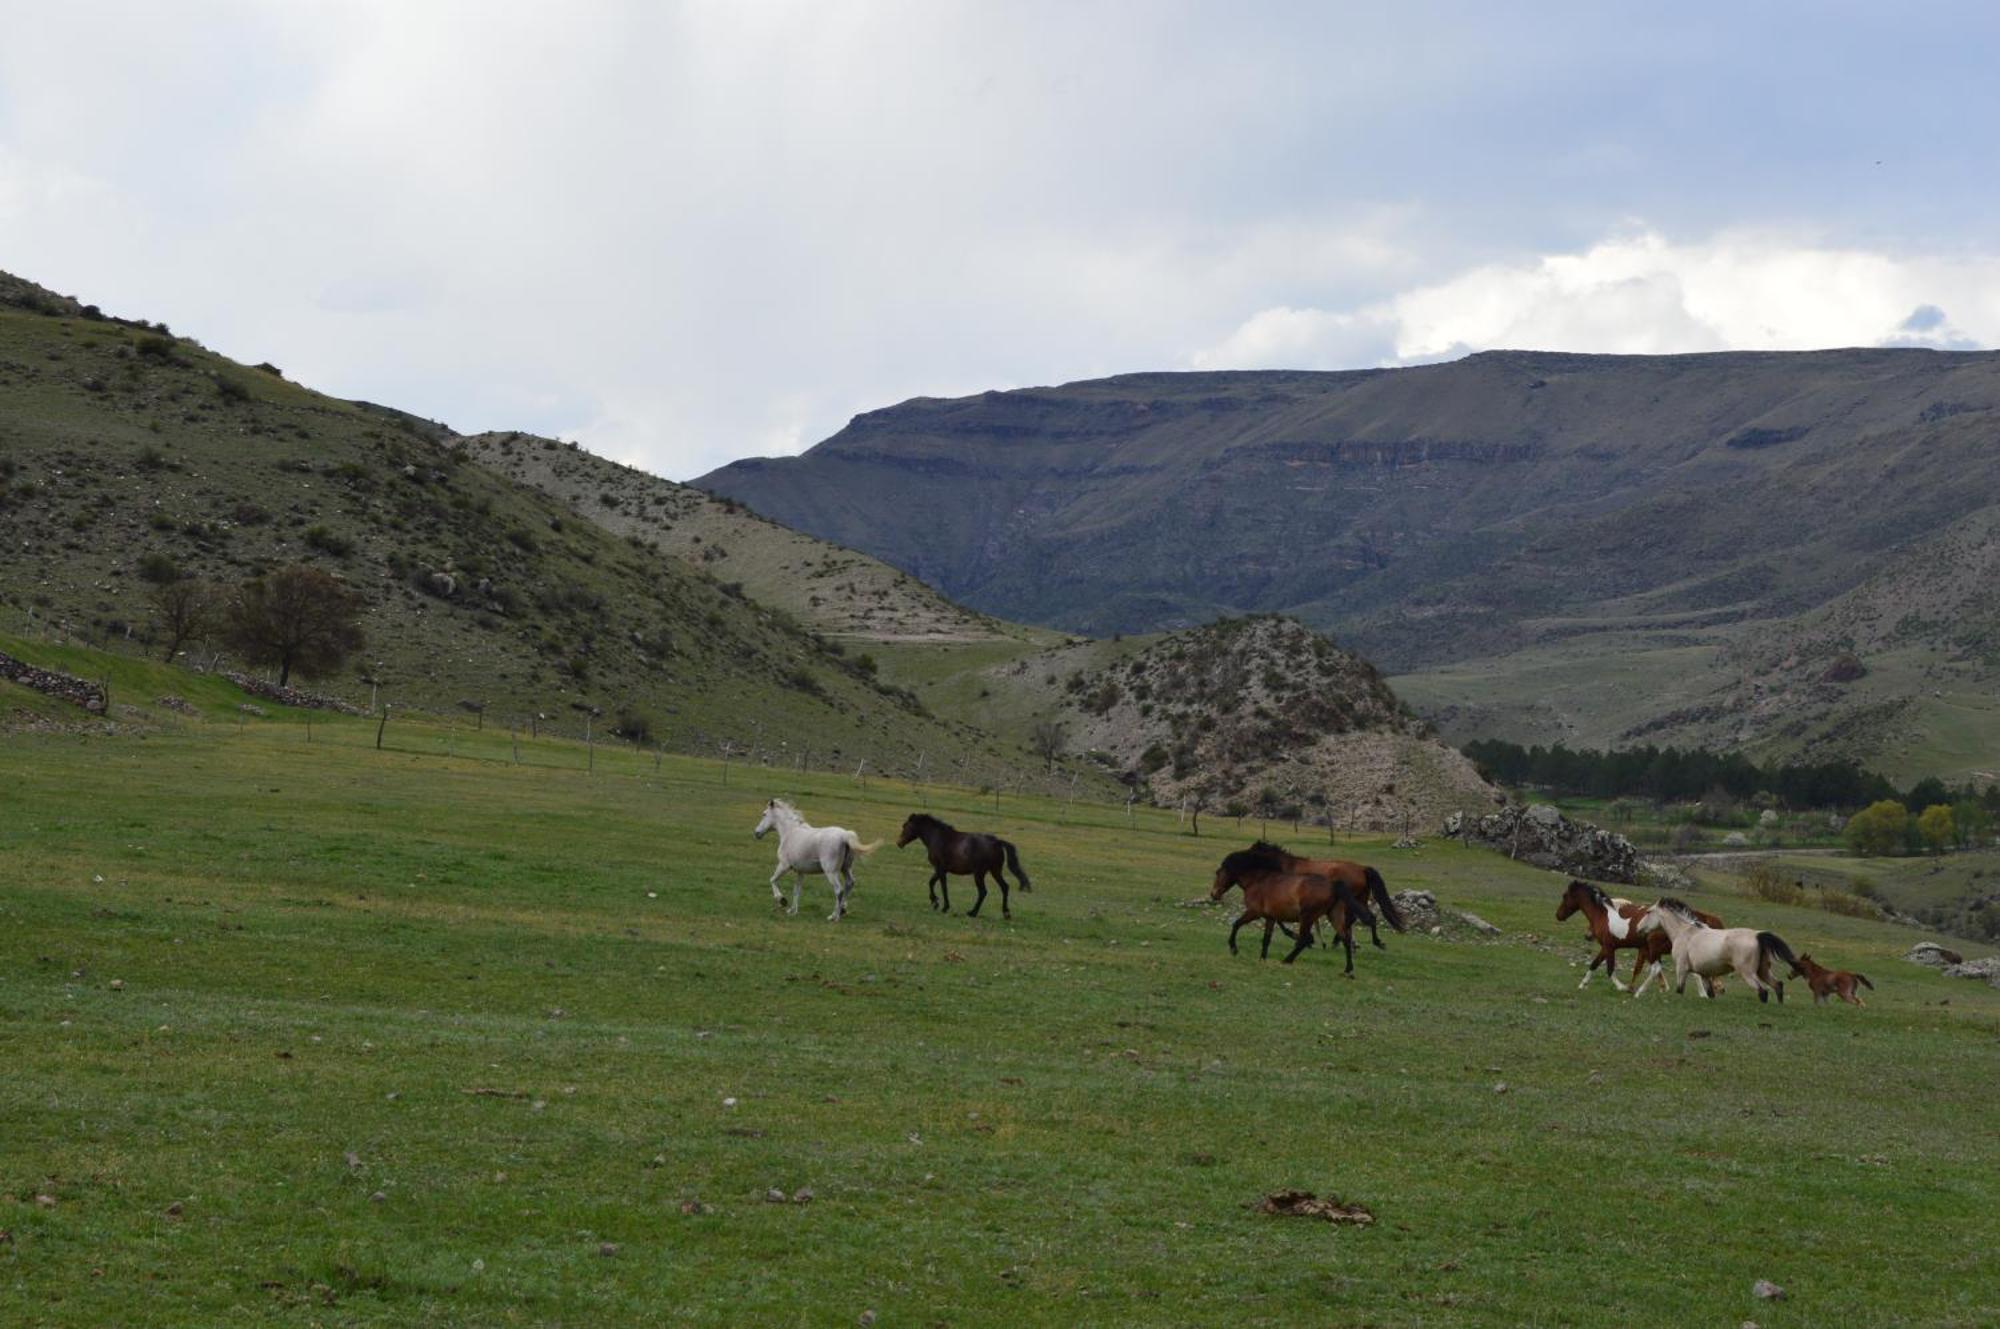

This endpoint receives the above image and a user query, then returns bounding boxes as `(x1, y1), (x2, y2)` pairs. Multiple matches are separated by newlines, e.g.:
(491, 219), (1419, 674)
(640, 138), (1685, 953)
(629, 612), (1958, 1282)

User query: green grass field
(5, 706), (1999, 1326)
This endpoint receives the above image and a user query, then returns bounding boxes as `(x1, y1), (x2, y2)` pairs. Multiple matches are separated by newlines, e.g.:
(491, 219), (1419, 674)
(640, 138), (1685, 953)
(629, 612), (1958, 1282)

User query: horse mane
(1242, 841), (1292, 871)
(1570, 879), (1614, 909)
(1654, 896), (1701, 921)
(904, 811), (950, 832)
(768, 797), (799, 815)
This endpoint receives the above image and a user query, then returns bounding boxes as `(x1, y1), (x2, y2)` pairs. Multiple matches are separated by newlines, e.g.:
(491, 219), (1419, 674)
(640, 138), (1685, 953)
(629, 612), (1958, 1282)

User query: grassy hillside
(464, 431), (1024, 643)
(0, 273), (1045, 785)
(3, 705), (1998, 1325)
(700, 352), (2000, 778)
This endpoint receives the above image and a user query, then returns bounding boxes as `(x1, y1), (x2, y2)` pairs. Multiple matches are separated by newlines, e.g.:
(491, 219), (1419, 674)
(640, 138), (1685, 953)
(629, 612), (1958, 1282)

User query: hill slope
(0, 271), (1024, 780)
(462, 431), (1020, 643)
(698, 351), (2000, 776)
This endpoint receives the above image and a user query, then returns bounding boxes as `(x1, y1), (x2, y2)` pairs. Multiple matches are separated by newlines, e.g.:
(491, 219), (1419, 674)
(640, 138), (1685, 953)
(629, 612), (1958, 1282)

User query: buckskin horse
(1209, 847), (1376, 974)
(1789, 953), (1874, 1006)
(1244, 841), (1406, 948)
(895, 812), (1033, 919)
(1636, 897), (1796, 1002)
(1556, 879), (1724, 996)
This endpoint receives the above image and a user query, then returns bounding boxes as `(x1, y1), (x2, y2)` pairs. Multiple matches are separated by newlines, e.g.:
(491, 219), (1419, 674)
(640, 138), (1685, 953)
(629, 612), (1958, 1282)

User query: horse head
(1555, 879), (1587, 921)
(1209, 853), (1248, 901)
(753, 799), (785, 839)
(896, 813), (929, 848)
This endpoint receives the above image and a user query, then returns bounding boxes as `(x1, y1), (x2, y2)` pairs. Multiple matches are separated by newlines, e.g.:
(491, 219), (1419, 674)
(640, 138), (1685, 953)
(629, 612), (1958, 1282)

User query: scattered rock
(1493, 1082), (1508, 1094)
(679, 1197), (709, 1216)
(859, 1312), (878, 1327)
(1457, 911), (1501, 936)
(764, 1188), (788, 1204)
(1256, 1190), (1374, 1225)
(369, 1191), (386, 1204)
(1905, 942), (1963, 967)
(1752, 1279), (1786, 1300)
(792, 1187), (814, 1205)
(598, 1241), (620, 1257)
(156, 696), (198, 715)
(108, 979), (124, 991)
(34, 1194), (57, 1209)
(1941, 956), (2000, 988)
(1445, 804), (1639, 883)
(1392, 890), (1440, 931)
(343, 1151), (361, 1170)
(164, 1201), (184, 1218)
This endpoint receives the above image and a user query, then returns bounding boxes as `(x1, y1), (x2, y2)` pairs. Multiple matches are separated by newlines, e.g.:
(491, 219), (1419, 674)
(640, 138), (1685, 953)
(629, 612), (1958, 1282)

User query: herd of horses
(753, 798), (1876, 1005)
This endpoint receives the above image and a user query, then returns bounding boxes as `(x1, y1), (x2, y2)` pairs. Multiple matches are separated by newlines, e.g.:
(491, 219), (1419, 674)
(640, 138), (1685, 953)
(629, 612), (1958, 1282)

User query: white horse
(753, 798), (878, 921)
(1636, 898), (1794, 1003)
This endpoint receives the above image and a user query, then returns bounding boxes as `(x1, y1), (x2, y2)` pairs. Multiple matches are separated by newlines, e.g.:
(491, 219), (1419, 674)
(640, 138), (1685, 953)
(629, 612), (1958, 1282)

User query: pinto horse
(1637, 897), (1795, 1002)
(1556, 879), (1724, 996)
(1209, 848), (1375, 974)
(1242, 841), (1405, 948)
(1790, 953), (1874, 1006)
(895, 812), (1033, 919)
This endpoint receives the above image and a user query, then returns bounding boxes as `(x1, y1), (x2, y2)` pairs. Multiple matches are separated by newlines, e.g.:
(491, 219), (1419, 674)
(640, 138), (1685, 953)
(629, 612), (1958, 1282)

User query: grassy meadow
(4, 704), (2000, 1326)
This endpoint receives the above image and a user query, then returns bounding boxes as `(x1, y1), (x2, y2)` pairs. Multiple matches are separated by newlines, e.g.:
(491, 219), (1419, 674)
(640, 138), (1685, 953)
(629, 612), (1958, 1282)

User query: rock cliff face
(701, 351), (2000, 669)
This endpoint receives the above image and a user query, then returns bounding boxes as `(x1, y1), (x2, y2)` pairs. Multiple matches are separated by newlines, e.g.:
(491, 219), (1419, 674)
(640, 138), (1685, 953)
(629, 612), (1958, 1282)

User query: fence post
(586, 714), (594, 773)
(376, 704), (389, 751)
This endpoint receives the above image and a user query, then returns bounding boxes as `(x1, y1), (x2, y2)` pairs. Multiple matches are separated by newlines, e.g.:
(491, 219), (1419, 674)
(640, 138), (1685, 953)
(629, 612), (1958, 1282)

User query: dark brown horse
(1556, 879), (1723, 996)
(895, 813), (1032, 919)
(1789, 953), (1874, 1006)
(1209, 848), (1375, 974)
(1246, 841), (1405, 948)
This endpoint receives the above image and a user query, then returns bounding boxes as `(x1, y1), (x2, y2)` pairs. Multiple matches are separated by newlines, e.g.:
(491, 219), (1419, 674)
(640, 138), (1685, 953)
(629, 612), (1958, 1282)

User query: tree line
(1460, 737), (1996, 814)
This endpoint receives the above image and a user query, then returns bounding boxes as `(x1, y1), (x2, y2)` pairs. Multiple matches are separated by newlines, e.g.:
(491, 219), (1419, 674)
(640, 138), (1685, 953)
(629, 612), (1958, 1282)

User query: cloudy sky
(4, 2), (1998, 478)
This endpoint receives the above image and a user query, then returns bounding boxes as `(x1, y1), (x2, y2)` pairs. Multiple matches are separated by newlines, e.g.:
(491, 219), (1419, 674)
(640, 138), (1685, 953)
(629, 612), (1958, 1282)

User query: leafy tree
(1843, 800), (1909, 857)
(1904, 776), (1951, 814)
(148, 578), (220, 662)
(224, 565), (366, 686)
(1917, 804), (1956, 856)
(1954, 799), (1993, 848)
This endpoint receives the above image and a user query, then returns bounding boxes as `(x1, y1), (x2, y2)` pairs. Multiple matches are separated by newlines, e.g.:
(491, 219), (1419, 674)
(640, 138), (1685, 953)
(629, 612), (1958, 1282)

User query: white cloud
(1194, 229), (2000, 371)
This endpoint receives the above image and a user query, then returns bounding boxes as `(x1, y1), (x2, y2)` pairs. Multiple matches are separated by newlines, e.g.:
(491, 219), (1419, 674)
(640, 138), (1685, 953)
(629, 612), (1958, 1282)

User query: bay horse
(1636, 898), (1795, 1002)
(895, 812), (1032, 919)
(1790, 953), (1874, 1006)
(1556, 879), (1724, 996)
(1209, 848), (1375, 974)
(753, 798), (878, 921)
(1245, 841), (1405, 948)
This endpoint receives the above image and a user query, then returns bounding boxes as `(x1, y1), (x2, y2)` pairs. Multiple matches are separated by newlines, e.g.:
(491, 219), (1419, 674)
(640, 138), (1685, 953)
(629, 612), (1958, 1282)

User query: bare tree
(223, 565), (366, 686)
(1030, 717), (1068, 773)
(148, 578), (220, 662)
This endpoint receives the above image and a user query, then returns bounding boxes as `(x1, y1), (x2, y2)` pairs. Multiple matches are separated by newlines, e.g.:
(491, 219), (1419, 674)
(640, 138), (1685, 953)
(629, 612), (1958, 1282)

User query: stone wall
(0, 651), (106, 712)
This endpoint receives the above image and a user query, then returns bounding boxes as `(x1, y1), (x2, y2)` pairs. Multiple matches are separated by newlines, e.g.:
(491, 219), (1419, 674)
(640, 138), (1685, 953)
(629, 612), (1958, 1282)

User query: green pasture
(3, 706), (1999, 1326)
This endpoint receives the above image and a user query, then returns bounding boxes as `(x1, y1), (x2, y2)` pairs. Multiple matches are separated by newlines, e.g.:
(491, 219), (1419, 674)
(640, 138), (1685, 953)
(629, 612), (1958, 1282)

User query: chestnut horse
(1790, 953), (1874, 1006)
(1209, 848), (1375, 974)
(895, 812), (1032, 919)
(1556, 879), (1723, 996)
(1244, 841), (1405, 948)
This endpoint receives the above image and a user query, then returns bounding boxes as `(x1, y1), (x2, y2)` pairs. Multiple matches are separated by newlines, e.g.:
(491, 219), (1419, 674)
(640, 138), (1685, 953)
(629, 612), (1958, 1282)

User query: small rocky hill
(463, 431), (1005, 642)
(1039, 616), (1500, 830)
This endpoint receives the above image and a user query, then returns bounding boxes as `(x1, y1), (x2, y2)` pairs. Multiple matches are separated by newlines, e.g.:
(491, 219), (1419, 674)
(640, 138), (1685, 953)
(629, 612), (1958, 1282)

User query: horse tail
(1756, 930), (1797, 972)
(1855, 972), (1874, 991)
(1002, 838), (1032, 892)
(846, 834), (881, 856)
(1364, 867), (1404, 932)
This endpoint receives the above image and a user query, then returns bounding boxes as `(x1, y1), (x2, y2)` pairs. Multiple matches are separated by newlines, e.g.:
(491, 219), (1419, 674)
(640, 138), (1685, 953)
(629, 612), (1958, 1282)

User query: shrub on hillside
(1845, 800), (1910, 857)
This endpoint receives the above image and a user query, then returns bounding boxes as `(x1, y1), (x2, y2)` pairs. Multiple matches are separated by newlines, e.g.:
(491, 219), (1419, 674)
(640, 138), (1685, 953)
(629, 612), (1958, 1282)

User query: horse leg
(823, 862), (847, 921)
(999, 872), (1012, 920)
(770, 863), (790, 911)
(927, 869), (941, 911)
(1260, 919), (1275, 960)
(789, 869), (803, 916)
(938, 873), (951, 915)
(1281, 915), (1314, 964)
(1228, 912), (1252, 955)
(967, 870), (988, 919)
